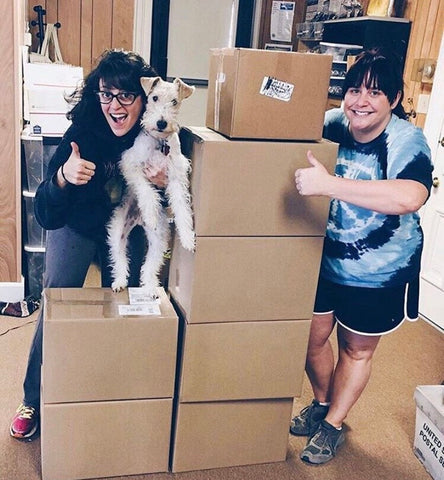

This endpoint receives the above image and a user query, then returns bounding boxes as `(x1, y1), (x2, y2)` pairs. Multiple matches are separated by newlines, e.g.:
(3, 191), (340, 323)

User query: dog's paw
(111, 279), (128, 292)
(180, 231), (196, 252)
(139, 284), (158, 300)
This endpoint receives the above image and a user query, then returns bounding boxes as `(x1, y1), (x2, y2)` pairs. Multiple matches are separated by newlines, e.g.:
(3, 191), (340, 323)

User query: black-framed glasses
(95, 90), (140, 106)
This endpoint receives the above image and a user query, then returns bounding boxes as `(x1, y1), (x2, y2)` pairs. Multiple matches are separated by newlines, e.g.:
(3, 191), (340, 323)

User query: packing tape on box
(213, 49), (224, 131)
(212, 48), (234, 131)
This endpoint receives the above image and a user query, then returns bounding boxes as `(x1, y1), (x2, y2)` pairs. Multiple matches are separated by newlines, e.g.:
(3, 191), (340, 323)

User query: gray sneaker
(300, 419), (345, 465)
(290, 400), (329, 437)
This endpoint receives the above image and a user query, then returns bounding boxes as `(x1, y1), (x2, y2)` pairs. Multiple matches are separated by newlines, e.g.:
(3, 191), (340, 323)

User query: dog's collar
(157, 139), (170, 156)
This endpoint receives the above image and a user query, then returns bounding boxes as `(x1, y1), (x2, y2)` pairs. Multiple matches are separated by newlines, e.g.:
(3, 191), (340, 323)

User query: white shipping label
(260, 77), (294, 102)
(128, 287), (161, 305)
(118, 303), (161, 316)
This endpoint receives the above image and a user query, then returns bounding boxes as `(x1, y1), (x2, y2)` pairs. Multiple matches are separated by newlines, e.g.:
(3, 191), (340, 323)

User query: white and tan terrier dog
(107, 76), (195, 297)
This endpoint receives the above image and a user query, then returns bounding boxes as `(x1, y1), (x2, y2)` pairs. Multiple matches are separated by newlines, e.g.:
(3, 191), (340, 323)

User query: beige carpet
(1, 291), (443, 480)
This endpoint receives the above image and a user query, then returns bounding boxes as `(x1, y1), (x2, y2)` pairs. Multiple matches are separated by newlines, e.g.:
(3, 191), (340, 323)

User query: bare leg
(325, 325), (381, 427)
(305, 313), (336, 403)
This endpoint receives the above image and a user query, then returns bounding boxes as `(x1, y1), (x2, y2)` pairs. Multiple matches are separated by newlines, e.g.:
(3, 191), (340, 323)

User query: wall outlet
(417, 94), (430, 114)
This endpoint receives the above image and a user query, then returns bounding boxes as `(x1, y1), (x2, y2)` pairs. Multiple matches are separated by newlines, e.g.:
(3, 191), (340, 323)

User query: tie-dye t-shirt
(320, 108), (433, 288)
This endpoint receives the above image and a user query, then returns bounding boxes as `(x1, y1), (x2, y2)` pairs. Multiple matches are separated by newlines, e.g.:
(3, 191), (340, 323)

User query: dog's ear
(140, 76), (161, 95)
(174, 78), (195, 101)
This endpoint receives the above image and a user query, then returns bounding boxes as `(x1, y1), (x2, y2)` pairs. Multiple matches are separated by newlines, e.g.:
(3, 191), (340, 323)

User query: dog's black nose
(157, 120), (167, 131)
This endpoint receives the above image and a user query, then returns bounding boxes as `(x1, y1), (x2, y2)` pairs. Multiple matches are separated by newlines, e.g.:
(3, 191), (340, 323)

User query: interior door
(419, 35), (444, 333)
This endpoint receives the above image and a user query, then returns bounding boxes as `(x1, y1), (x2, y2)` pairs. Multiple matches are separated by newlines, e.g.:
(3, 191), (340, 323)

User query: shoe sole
(10, 422), (39, 441)
(300, 433), (345, 465)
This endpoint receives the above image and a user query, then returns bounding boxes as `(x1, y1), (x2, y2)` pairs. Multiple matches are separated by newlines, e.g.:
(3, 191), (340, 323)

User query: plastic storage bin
(24, 245), (45, 299)
(21, 133), (61, 192)
(23, 190), (46, 247)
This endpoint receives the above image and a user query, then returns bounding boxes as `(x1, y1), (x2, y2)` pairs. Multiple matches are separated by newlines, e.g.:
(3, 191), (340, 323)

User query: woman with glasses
(10, 49), (162, 440)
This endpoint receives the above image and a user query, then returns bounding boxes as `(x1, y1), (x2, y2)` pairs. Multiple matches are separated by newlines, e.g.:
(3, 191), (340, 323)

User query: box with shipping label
(169, 235), (324, 324)
(41, 398), (172, 480)
(181, 126), (338, 236)
(42, 287), (178, 403)
(171, 398), (293, 472)
(206, 48), (332, 140)
(177, 319), (311, 402)
(413, 385), (444, 480)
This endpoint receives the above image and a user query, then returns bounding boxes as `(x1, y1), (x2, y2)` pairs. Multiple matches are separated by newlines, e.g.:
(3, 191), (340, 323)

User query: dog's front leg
(140, 213), (170, 298)
(167, 156), (195, 251)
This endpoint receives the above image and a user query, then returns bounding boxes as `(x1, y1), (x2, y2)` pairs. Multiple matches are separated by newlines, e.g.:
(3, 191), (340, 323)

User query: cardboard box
(413, 385), (444, 480)
(169, 236), (324, 323)
(181, 126), (338, 236)
(171, 398), (292, 472)
(42, 287), (178, 402)
(206, 48), (332, 140)
(178, 319), (310, 402)
(28, 112), (71, 136)
(41, 398), (172, 480)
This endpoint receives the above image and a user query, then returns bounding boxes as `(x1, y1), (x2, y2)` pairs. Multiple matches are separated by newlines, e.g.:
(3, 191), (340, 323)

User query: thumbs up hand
(294, 150), (332, 197)
(59, 142), (96, 186)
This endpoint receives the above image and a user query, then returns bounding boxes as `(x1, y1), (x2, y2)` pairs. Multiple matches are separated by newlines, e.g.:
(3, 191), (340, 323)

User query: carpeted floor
(1, 293), (443, 480)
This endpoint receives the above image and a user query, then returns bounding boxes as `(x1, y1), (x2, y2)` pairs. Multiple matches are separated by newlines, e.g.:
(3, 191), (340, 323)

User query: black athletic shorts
(313, 276), (420, 336)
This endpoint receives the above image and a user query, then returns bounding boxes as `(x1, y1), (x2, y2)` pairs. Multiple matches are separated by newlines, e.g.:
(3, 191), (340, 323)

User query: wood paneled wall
(0, 2), (23, 284)
(403, 0), (444, 127)
(27, 0), (134, 73)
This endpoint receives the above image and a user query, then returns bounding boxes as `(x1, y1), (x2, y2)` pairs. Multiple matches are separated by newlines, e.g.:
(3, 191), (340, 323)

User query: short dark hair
(342, 47), (407, 120)
(66, 49), (158, 128)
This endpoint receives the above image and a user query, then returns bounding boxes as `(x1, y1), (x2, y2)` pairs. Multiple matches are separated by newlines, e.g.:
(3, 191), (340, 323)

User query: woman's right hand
(57, 142), (96, 187)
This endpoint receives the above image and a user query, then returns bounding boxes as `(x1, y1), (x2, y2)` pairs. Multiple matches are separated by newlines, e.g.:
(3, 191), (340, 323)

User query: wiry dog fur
(107, 76), (195, 297)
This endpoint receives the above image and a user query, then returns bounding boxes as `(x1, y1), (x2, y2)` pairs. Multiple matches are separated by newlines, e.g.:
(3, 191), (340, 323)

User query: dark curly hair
(66, 49), (158, 129)
(342, 47), (407, 120)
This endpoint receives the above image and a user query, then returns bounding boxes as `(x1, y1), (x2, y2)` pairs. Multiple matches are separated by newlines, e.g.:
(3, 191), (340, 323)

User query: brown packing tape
(212, 48), (235, 131)
(213, 49), (224, 131)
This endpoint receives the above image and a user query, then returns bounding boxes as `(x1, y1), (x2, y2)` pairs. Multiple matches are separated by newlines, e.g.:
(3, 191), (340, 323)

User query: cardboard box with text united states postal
(413, 385), (444, 480)
(180, 126), (338, 237)
(169, 235), (324, 323)
(171, 398), (293, 472)
(206, 48), (332, 140)
(42, 287), (178, 403)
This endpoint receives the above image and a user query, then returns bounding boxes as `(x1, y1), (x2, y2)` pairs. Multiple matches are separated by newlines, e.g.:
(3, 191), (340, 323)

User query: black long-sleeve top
(34, 120), (140, 242)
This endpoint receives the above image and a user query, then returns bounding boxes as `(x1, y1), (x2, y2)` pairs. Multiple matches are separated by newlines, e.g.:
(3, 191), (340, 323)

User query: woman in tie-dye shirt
(290, 48), (433, 465)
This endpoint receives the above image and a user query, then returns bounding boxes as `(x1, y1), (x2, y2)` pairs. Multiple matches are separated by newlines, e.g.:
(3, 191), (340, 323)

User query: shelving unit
(299, 16), (412, 103)
(322, 16), (411, 70)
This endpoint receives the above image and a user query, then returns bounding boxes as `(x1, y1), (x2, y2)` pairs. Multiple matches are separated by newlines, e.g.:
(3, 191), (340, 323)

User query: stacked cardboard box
(169, 46), (336, 474)
(40, 287), (178, 480)
(413, 385), (444, 480)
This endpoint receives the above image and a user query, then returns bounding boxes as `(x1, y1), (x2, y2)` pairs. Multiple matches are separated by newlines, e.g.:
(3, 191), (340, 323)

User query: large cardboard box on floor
(41, 398), (172, 480)
(413, 385), (444, 480)
(180, 126), (338, 236)
(169, 235), (324, 323)
(42, 287), (178, 402)
(177, 319), (311, 402)
(171, 398), (293, 472)
(206, 48), (332, 140)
